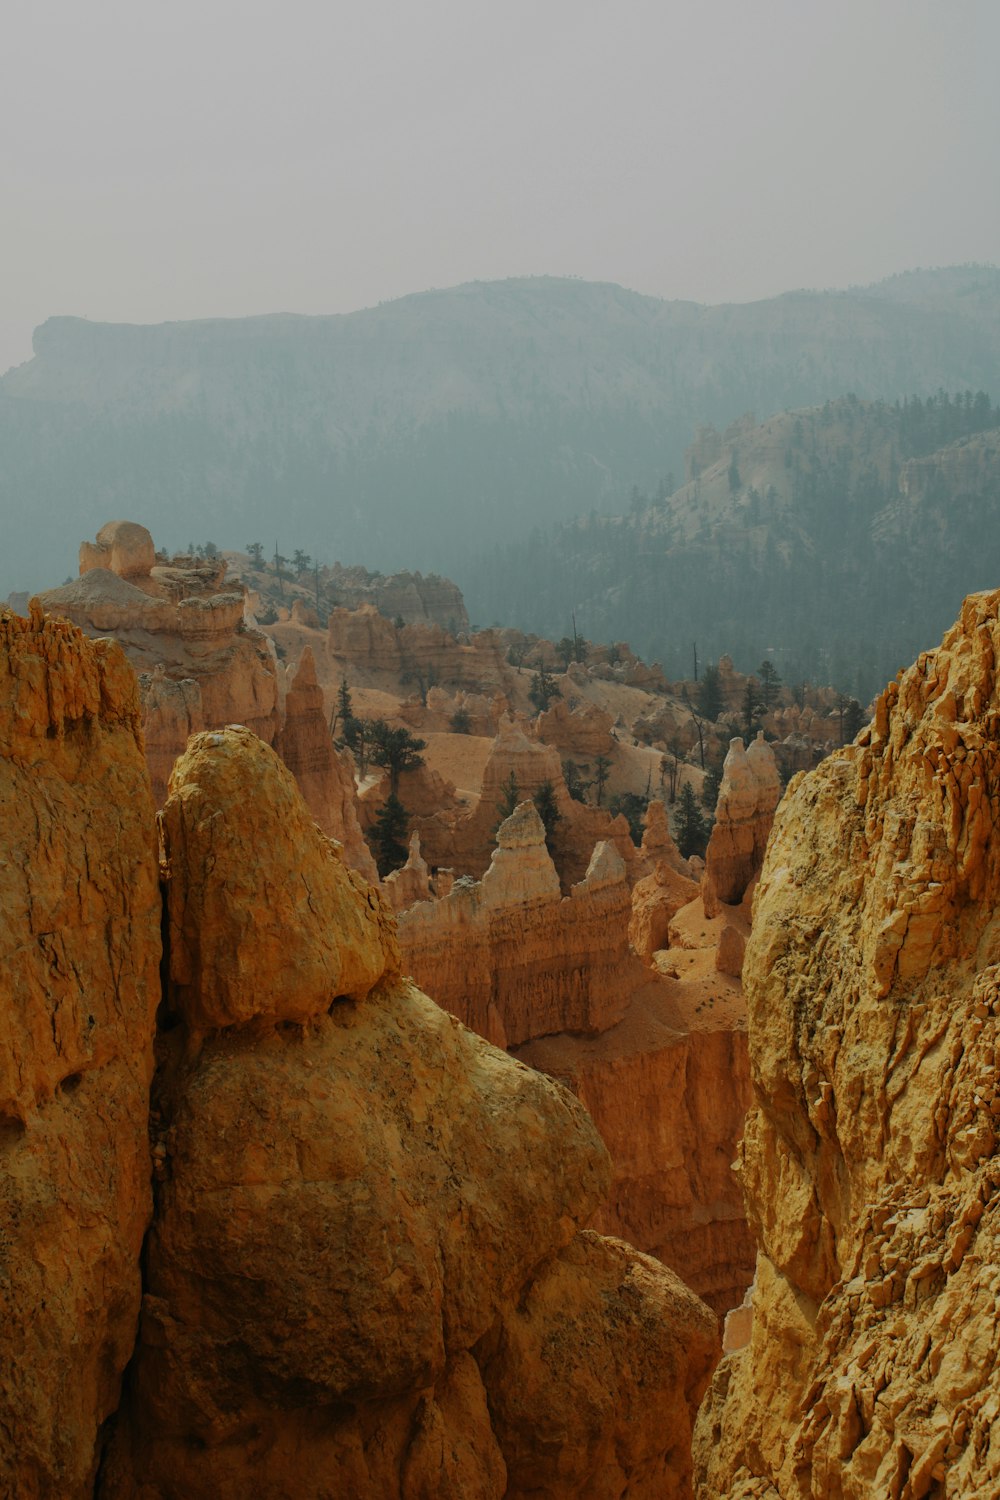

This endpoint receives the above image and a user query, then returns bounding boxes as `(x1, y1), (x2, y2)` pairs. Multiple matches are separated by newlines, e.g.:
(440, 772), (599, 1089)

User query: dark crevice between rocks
(92, 875), (174, 1495)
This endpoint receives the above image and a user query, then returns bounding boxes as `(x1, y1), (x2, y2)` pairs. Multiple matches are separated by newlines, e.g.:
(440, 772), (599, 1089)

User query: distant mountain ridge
(463, 393), (1000, 698)
(2, 266), (1000, 601)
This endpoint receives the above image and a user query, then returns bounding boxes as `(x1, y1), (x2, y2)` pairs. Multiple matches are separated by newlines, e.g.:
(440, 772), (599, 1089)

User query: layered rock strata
(0, 606), (160, 1497)
(398, 803), (753, 1313)
(696, 589), (1000, 1497)
(37, 522), (279, 802)
(324, 561), (470, 632)
(398, 803), (641, 1046)
(327, 604), (512, 693)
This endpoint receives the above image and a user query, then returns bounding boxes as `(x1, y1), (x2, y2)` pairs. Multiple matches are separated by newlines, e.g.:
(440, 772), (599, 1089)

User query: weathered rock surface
(101, 729), (717, 1497)
(398, 805), (638, 1046)
(278, 646), (378, 879)
(162, 727), (395, 1031)
(480, 1231), (719, 1500)
(325, 561), (470, 632)
(413, 715), (637, 887)
(0, 606), (160, 1497)
(328, 604), (512, 693)
(400, 805), (753, 1313)
(536, 695), (615, 758)
(382, 830), (433, 911)
(696, 589), (1000, 1497)
(702, 732), (781, 915)
(630, 859), (701, 962)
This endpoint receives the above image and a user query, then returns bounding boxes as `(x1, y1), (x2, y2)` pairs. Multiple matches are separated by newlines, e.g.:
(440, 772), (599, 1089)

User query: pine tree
(370, 795), (409, 877)
(592, 754), (612, 808)
(698, 664), (723, 721)
(758, 659), (781, 710)
(528, 665), (558, 712)
(673, 783), (708, 859)
(533, 782), (562, 841)
(496, 771), (520, 823)
(701, 764), (722, 812)
(368, 722), (426, 796)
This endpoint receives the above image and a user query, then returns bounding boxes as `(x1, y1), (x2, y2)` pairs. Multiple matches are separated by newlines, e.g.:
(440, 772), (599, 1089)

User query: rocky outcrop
(100, 730), (717, 1498)
(37, 523), (280, 802)
(278, 647), (377, 879)
(535, 695), (615, 757)
(702, 732), (781, 915)
(327, 604), (512, 693)
(629, 860), (701, 962)
(398, 804), (637, 1046)
(696, 589), (1000, 1497)
(382, 831), (432, 912)
(0, 606), (160, 1497)
(399, 804), (753, 1314)
(413, 715), (637, 887)
(325, 561), (470, 632)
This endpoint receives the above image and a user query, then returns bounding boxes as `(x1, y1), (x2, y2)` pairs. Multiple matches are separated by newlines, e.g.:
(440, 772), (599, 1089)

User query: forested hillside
(3, 266), (1000, 600)
(464, 393), (1000, 699)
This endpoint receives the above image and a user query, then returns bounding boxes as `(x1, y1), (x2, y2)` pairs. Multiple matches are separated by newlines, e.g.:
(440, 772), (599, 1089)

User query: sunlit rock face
(696, 589), (1000, 1498)
(0, 606), (160, 1498)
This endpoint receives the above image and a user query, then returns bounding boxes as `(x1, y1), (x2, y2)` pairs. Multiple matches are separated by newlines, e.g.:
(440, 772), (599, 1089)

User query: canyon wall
(0, 606), (161, 1498)
(696, 589), (1000, 1497)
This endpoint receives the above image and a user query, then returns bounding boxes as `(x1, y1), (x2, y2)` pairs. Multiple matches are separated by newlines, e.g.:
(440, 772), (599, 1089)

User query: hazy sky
(2, 0), (998, 373)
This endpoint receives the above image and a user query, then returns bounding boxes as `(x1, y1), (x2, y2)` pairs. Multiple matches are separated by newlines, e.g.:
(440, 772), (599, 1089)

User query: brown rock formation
(702, 732), (781, 915)
(326, 560), (470, 632)
(161, 727), (395, 1030)
(535, 695), (615, 757)
(100, 729), (717, 1497)
(629, 860), (701, 962)
(398, 804), (633, 1046)
(640, 796), (695, 877)
(696, 589), (1000, 1497)
(278, 646), (377, 879)
(0, 606), (160, 1496)
(399, 804), (753, 1313)
(37, 524), (279, 803)
(80, 518), (157, 578)
(413, 715), (637, 887)
(327, 604), (512, 694)
(382, 831), (433, 912)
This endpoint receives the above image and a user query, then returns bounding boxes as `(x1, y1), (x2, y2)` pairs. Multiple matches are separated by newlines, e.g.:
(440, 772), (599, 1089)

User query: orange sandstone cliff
(0, 611), (719, 1497)
(696, 589), (1000, 1497)
(0, 606), (161, 1498)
